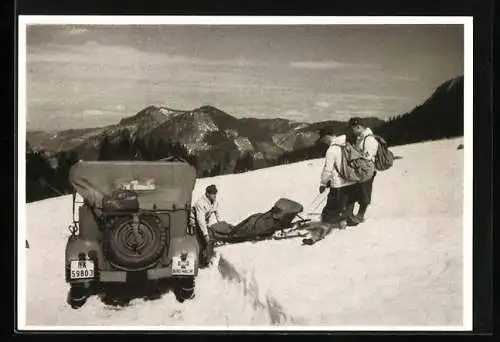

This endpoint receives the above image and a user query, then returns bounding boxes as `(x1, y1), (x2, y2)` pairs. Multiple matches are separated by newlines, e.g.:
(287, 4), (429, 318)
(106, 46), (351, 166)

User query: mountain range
(26, 74), (464, 176)
(26, 105), (384, 173)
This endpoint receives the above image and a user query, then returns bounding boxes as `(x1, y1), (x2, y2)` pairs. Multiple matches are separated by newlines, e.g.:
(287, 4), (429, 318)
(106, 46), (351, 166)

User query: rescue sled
(208, 198), (311, 246)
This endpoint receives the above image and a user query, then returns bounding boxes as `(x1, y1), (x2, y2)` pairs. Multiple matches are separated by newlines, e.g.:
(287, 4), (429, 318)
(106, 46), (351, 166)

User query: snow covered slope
(215, 137), (465, 327)
(21, 137), (466, 329)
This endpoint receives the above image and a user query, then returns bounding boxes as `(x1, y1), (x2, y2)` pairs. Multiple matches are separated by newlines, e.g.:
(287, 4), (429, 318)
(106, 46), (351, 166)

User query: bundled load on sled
(208, 198), (310, 245)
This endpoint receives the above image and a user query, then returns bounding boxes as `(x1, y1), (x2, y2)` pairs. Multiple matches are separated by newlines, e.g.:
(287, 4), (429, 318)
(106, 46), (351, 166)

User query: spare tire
(104, 215), (167, 270)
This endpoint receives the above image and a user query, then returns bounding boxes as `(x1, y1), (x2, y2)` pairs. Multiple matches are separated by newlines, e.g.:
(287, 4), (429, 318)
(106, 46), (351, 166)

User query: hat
(348, 117), (364, 127)
(318, 126), (335, 138)
(206, 184), (218, 194)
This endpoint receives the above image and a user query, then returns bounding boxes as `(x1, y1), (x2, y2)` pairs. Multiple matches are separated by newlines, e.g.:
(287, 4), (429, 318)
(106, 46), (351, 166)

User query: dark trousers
(355, 172), (376, 216)
(194, 224), (214, 265)
(321, 184), (358, 224)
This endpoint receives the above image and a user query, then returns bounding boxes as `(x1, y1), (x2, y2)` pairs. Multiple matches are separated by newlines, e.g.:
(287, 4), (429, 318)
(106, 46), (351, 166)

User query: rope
(316, 195), (327, 210)
(276, 195), (326, 239)
(306, 192), (327, 214)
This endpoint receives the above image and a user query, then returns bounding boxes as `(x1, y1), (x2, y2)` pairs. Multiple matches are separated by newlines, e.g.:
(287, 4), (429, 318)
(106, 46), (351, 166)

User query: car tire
(174, 277), (195, 303)
(67, 284), (89, 309)
(104, 215), (167, 270)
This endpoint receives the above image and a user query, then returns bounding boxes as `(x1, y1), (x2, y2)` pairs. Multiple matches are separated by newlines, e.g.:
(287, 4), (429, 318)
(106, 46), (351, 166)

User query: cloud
(338, 93), (410, 101)
(28, 42), (265, 71)
(82, 109), (105, 116)
(84, 40), (99, 46)
(68, 27), (89, 36)
(314, 101), (331, 109)
(192, 57), (263, 68)
(82, 109), (123, 117)
(391, 74), (421, 82)
(314, 92), (410, 101)
(290, 60), (368, 69)
(336, 70), (421, 83)
(104, 104), (126, 111)
(282, 110), (308, 121)
(333, 109), (385, 117)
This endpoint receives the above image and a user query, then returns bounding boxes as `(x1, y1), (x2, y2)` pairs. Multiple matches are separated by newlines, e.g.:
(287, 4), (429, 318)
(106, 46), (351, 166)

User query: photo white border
(17, 15), (473, 332)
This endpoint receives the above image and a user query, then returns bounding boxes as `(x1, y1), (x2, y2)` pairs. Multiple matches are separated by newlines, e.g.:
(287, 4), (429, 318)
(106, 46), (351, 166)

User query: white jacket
(189, 195), (221, 236)
(355, 128), (379, 162)
(320, 135), (357, 189)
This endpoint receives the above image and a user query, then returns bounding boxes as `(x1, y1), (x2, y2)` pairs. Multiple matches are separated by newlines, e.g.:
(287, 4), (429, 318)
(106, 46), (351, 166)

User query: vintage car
(65, 159), (201, 308)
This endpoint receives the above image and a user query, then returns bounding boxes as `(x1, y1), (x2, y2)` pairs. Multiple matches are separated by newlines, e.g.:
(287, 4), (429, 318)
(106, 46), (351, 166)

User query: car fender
(65, 236), (104, 268)
(78, 205), (103, 241)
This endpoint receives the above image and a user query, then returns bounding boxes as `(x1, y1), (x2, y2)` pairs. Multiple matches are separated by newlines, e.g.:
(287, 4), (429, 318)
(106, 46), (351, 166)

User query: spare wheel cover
(106, 215), (167, 269)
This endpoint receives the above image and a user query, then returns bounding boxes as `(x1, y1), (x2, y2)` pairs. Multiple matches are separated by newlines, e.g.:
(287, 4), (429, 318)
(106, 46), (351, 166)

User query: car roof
(69, 160), (197, 210)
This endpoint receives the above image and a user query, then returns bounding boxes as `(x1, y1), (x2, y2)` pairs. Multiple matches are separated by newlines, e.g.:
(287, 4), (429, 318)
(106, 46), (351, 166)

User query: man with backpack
(346, 117), (380, 225)
(317, 127), (359, 229)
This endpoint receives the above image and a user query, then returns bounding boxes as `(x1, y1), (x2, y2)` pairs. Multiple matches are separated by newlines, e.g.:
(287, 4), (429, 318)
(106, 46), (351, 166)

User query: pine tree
(210, 163), (221, 176)
(54, 150), (80, 193)
(172, 141), (183, 158)
(26, 149), (57, 202)
(243, 153), (253, 172)
(187, 154), (198, 170)
(224, 152), (232, 166)
(98, 135), (113, 161)
(233, 154), (243, 173)
(117, 130), (132, 160)
(155, 139), (168, 160)
(131, 138), (145, 160)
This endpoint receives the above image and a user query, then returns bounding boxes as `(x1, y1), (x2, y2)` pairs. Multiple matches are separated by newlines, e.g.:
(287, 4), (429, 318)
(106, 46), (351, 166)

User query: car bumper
(99, 267), (180, 282)
(68, 266), (196, 284)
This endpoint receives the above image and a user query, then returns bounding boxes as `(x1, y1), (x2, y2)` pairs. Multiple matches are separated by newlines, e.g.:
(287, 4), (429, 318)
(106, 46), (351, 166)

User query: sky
(24, 23), (464, 131)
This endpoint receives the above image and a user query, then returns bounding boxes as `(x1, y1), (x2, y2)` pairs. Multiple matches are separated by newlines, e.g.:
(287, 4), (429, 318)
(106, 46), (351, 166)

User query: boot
(344, 202), (355, 218)
(344, 203), (359, 227)
(355, 204), (367, 223)
(338, 219), (347, 230)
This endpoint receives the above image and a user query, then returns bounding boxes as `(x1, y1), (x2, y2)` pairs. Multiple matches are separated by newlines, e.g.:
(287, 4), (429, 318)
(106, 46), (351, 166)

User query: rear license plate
(70, 260), (95, 280)
(172, 255), (195, 275)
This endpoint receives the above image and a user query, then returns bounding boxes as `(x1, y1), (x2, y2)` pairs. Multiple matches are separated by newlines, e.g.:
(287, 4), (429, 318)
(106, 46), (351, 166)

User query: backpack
(363, 135), (394, 171)
(333, 143), (375, 183)
(101, 189), (139, 212)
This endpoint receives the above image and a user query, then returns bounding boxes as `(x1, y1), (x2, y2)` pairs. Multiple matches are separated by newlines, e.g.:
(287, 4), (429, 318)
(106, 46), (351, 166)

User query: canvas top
(69, 160), (197, 210)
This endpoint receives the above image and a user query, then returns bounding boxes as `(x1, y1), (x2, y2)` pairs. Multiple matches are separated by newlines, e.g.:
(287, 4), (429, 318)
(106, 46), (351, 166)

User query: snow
(233, 137), (254, 154)
(21, 137), (466, 329)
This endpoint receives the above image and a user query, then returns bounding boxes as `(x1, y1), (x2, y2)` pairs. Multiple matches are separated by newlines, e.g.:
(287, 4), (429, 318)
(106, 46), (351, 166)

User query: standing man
(190, 184), (221, 265)
(317, 127), (358, 229)
(347, 117), (379, 225)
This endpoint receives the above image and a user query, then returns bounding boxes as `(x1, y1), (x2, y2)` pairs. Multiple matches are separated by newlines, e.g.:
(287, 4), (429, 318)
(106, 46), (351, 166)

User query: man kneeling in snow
(189, 184), (221, 265)
(317, 127), (358, 229)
